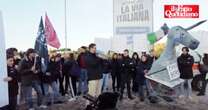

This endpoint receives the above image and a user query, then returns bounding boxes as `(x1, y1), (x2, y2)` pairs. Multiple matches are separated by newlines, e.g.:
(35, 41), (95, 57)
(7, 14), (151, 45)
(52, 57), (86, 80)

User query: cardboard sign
(166, 63), (180, 80)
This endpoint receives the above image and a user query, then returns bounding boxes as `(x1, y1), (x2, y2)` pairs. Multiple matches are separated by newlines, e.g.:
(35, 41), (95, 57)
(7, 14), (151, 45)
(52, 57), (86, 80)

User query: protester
(18, 48), (46, 110)
(132, 52), (140, 93)
(177, 47), (194, 100)
(101, 58), (111, 93)
(136, 55), (151, 101)
(77, 46), (88, 95)
(197, 53), (208, 96)
(42, 54), (62, 105)
(110, 53), (119, 92)
(120, 49), (134, 100)
(67, 53), (79, 96)
(1, 54), (19, 110)
(85, 43), (102, 97)
(60, 53), (69, 96)
(116, 54), (123, 92)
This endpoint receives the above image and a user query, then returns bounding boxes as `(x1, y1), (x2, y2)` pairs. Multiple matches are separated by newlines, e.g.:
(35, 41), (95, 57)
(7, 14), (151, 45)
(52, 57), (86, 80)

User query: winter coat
(77, 53), (87, 69)
(7, 66), (19, 97)
(101, 59), (111, 74)
(18, 57), (41, 86)
(177, 54), (194, 79)
(110, 59), (118, 76)
(43, 60), (61, 83)
(84, 52), (102, 81)
(136, 61), (151, 85)
(120, 56), (135, 81)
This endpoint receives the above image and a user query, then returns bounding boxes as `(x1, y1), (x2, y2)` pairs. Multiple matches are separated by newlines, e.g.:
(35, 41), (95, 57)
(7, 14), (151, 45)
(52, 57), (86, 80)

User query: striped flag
(147, 24), (169, 45)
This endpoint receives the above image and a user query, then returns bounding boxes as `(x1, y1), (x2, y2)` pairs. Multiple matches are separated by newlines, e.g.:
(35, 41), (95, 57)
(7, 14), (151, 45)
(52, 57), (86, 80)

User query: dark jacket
(77, 53), (87, 69)
(102, 59), (111, 74)
(136, 61), (151, 85)
(18, 57), (40, 86)
(7, 66), (19, 97)
(121, 56), (135, 81)
(110, 59), (118, 76)
(85, 52), (102, 81)
(148, 56), (157, 67)
(117, 59), (123, 75)
(63, 59), (74, 75)
(177, 54), (194, 79)
(43, 60), (61, 83)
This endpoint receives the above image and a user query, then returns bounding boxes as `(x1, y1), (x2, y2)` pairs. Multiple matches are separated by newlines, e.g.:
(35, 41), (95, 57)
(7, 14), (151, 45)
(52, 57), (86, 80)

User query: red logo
(164, 5), (199, 18)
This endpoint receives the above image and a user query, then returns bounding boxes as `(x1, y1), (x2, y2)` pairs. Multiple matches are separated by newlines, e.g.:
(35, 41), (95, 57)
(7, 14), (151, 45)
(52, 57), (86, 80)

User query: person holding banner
(18, 49), (46, 110)
(1, 54), (19, 110)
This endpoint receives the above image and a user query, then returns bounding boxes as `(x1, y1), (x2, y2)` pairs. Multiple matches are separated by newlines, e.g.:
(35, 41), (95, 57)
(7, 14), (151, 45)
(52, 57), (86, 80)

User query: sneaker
(188, 96), (193, 100)
(29, 108), (35, 110)
(39, 105), (47, 109)
(179, 95), (185, 99)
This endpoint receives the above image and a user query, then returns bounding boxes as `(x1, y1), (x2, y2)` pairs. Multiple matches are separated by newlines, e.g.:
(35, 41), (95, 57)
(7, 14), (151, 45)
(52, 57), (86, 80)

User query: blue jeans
(43, 81), (60, 104)
(180, 79), (192, 97)
(22, 81), (43, 108)
(101, 73), (109, 92)
(78, 69), (88, 94)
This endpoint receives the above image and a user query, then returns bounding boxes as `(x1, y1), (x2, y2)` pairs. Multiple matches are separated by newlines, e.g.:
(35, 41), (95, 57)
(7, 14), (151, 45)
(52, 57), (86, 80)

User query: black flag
(34, 17), (49, 73)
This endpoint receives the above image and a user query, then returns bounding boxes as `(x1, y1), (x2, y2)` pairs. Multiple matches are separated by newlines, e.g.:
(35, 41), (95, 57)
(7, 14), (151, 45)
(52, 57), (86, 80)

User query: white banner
(113, 0), (153, 35)
(113, 0), (153, 52)
(0, 11), (9, 107)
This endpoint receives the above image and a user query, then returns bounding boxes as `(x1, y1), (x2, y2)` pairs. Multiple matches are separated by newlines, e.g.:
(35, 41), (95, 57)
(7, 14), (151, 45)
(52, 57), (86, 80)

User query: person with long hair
(110, 53), (119, 92)
(131, 52), (140, 93)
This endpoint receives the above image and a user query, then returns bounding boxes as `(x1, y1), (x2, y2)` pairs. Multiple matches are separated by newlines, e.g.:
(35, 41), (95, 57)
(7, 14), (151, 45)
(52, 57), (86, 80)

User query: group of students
(1, 44), (208, 110)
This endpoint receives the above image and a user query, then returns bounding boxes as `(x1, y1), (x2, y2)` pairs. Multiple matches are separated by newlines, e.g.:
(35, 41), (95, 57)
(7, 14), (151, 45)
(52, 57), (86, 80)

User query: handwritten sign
(166, 63), (180, 80)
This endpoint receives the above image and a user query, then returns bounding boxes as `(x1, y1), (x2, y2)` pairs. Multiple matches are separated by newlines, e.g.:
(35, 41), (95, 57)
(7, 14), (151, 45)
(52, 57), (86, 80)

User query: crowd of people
(1, 44), (208, 110)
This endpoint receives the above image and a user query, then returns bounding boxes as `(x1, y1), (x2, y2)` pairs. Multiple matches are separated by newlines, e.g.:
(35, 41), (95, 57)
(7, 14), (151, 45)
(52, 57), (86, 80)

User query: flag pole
(64, 0), (68, 49)
(64, 0), (75, 99)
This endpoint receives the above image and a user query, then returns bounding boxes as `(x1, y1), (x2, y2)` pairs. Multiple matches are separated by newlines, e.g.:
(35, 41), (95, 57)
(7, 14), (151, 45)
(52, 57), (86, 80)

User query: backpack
(70, 61), (81, 77)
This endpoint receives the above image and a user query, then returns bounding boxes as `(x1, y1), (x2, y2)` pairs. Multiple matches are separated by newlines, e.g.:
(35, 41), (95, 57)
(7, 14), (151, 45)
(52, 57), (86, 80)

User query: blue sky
(0, 0), (113, 51)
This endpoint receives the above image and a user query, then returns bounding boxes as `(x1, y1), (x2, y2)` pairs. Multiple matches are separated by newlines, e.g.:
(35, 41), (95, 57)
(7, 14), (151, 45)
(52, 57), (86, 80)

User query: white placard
(166, 63), (180, 81)
(112, 0), (153, 52)
(0, 11), (9, 107)
(113, 0), (153, 35)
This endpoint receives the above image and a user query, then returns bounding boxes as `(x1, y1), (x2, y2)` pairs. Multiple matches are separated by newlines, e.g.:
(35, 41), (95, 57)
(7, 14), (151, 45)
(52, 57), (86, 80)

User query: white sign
(166, 63), (180, 80)
(113, 0), (153, 35)
(113, 0), (153, 52)
(0, 11), (9, 107)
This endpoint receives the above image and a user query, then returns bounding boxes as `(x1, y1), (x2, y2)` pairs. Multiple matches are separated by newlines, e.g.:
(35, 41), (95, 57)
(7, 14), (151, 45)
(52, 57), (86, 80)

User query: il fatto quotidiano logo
(164, 5), (199, 18)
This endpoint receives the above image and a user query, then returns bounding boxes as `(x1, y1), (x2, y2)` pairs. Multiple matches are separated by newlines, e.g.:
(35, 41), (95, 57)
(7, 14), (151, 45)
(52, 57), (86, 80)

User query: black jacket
(85, 52), (102, 81)
(121, 56), (135, 81)
(110, 59), (118, 76)
(43, 60), (61, 83)
(177, 54), (194, 79)
(18, 57), (41, 86)
(7, 66), (19, 97)
(136, 61), (151, 85)
(102, 59), (111, 74)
